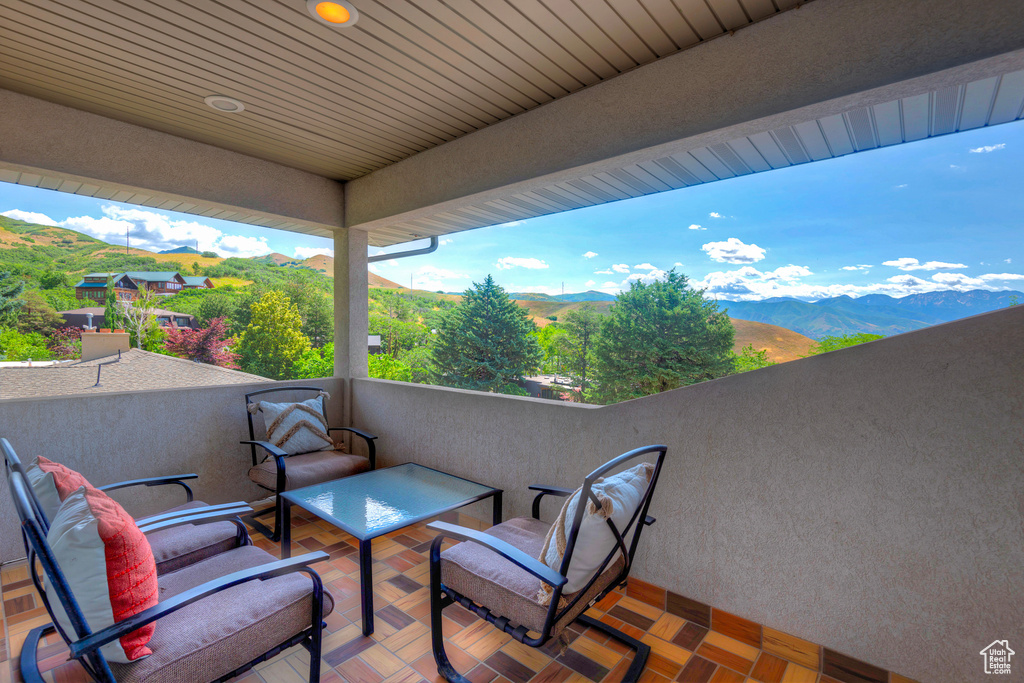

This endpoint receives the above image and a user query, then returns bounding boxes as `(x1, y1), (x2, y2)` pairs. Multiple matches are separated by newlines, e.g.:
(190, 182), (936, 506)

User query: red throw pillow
(35, 456), (91, 500)
(45, 485), (158, 662)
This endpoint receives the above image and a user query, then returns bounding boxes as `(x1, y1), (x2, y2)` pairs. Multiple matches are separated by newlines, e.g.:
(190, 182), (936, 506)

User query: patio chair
(1, 438), (249, 574)
(427, 445), (667, 683)
(242, 386), (378, 541)
(6, 468), (332, 683)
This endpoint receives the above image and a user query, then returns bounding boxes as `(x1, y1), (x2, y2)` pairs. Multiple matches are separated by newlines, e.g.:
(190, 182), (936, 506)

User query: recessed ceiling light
(204, 95), (245, 113)
(306, 0), (358, 27)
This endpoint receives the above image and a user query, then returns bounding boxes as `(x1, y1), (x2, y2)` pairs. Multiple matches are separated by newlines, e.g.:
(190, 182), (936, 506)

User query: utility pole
(126, 224), (130, 255)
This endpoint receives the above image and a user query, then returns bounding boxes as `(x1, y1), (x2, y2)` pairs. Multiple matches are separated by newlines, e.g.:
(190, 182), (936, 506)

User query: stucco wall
(351, 306), (1024, 682)
(0, 378), (343, 562)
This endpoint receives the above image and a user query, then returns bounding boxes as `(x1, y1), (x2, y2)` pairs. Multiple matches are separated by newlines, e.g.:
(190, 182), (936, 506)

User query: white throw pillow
(254, 395), (334, 455)
(23, 454), (62, 521)
(538, 462), (654, 600)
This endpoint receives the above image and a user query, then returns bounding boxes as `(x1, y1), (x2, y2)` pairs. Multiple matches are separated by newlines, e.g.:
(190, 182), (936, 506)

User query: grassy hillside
(732, 318), (814, 362)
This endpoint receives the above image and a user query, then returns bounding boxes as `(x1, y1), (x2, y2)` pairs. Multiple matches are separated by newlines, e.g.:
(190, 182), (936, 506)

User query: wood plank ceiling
(0, 0), (803, 181)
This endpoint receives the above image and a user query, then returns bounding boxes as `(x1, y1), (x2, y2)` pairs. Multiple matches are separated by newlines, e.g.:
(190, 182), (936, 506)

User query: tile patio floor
(0, 507), (915, 683)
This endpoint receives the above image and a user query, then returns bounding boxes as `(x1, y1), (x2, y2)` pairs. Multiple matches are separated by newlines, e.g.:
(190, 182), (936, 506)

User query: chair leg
(577, 614), (650, 683)
(20, 624), (49, 683)
(245, 499), (281, 542)
(429, 540), (470, 683)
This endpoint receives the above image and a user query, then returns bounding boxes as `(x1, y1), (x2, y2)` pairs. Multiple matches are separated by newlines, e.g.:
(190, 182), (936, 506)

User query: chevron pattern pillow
(253, 394), (338, 456)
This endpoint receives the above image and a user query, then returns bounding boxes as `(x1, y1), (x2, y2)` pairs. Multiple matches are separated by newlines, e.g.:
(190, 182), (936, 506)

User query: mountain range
(506, 290), (617, 302)
(158, 246), (200, 254)
(718, 290), (1021, 338)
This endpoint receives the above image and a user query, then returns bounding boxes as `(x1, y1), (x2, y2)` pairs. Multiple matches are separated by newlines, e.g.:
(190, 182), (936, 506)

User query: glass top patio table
(280, 462), (501, 541)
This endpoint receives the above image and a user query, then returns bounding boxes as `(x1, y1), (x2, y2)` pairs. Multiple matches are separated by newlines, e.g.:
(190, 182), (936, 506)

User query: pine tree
(431, 275), (543, 395)
(103, 276), (124, 330)
(0, 271), (26, 324)
(589, 270), (734, 404)
(237, 290), (310, 379)
(562, 304), (601, 397)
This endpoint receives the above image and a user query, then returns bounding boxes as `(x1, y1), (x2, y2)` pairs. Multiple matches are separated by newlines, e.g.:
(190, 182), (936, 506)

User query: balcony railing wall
(350, 305), (1024, 683)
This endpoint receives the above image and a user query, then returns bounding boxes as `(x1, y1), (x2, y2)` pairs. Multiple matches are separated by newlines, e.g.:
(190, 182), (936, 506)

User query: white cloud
(950, 164), (964, 170)
(1005, 258), (1012, 264)
(493, 220), (524, 228)
(841, 264), (873, 271)
(762, 265), (812, 281)
(674, 262), (683, 267)
(709, 212), (722, 218)
(496, 256), (549, 270)
(969, 143), (1005, 153)
(51, 205), (274, 257)
(979, 273), (1024, 281)
(894, 184), (908, 189)
(413, 265), (468, 292)
(688, 224), (704, 230)
(440, 238), (454, 246)
(930, 273), (985, 287)
(626, 269), (667, 285)
(1, 209), (59, 226)
(585, 280), (596, 287)
(594, 269), (614, 275)
(294, 246), (333, 259)
(611, 264), (630, 273)
(882, 257), (966, 271)
(701, 237), (766, 264)
(582, 251), (598, 259)
(633, 263), (657, 271)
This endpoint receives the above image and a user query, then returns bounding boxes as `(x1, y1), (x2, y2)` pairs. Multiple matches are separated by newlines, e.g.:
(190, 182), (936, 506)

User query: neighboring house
(74, 271), (213, 301)
(73, 273), (138, 302)
(520, 374), (575, 401)
(182, 276), (214, 290)
(60, 307), (199, 330)
(124, 271), (188, 295)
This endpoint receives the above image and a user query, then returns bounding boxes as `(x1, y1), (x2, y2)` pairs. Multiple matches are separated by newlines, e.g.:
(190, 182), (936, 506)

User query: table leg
(359, 538), (374, 636)
(492, 491), (502, 526)
(281, 498), (292, 559)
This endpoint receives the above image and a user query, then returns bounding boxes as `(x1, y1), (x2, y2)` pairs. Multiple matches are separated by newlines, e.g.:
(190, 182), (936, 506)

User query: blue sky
(3, 119), (1022, 301)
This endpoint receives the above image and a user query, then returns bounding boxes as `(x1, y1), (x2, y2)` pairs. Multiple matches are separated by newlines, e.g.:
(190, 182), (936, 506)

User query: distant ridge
(158, 245), (200, 254)
(508, 290), (616, 302)
(720, 290), (1022, 338)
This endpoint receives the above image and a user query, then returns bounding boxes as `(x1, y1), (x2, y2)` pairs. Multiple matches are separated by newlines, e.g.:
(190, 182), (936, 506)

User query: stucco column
(333, 228), (369, 382)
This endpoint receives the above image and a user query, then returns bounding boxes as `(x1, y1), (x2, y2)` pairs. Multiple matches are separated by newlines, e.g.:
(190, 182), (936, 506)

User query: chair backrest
(1, 437), (52, 533)
(554, 444), (667, 621)
(244, 386), (329, 466)
(5, 464), (118, 682)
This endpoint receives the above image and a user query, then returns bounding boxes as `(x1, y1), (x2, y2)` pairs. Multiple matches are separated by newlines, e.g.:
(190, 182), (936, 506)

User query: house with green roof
(74, 271), (212, 302)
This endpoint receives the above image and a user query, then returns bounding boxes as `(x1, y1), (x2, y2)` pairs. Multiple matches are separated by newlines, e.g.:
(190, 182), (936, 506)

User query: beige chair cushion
(248, 450), (370, 491)
(440, 517), (624, 637)
(110, 545), (334, 683)
(142, 501), (241, 575)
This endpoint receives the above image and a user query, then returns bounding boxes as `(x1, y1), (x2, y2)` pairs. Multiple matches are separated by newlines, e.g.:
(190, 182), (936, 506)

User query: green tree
(0, 328), (52, 361)
(589, 271), (734, 404)
(431, 275), (543, 395)
(294, 343), (333, 379)
(0, 271), (25, 324)
(196, 291), (239, 327)
(532, 324), (569, 374)
(402, 345), (434, 384)
(39, 271), (70, 289)
(103, 276), (124, 331)
(562, 304), (602, 396)
(732, 344), (775, 373)
(369, 353), (412, 382)
(16, 291), (64, 335)
(807, 333), (884, 355)
(301, 293), (334, 348)
(237, 290), (310, 379)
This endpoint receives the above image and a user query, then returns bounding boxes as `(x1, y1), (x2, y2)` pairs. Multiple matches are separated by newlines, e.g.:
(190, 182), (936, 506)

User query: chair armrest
(98, 474), (199, 503)
(138, 506), (252, 534)
(240, 440), (288, 459)
(328, 427), (377, 441)
(327, 428), (377, 470)
(529, 485), (574, 520)
(69, 551), (329, 659)
(136, 501), (251, 527)
(427, 521), (566, 589)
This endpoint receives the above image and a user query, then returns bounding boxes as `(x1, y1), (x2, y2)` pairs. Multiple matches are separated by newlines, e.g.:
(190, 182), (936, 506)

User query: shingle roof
(181, 276), (212, 286)
(0, 349), (271, 400)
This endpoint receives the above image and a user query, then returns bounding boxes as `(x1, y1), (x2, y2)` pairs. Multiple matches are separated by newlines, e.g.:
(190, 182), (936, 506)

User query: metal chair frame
(427, 444), (667, 683)
(242, 386), (378, 541)
(4, 447), (329, 683)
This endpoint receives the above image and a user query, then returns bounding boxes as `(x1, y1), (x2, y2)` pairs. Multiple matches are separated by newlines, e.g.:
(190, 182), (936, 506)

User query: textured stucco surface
(0, 377), (343, 561)
(350, 307), (1024, 682)
(0, 89), (345, 233)
(345, 0), (1024, 231)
